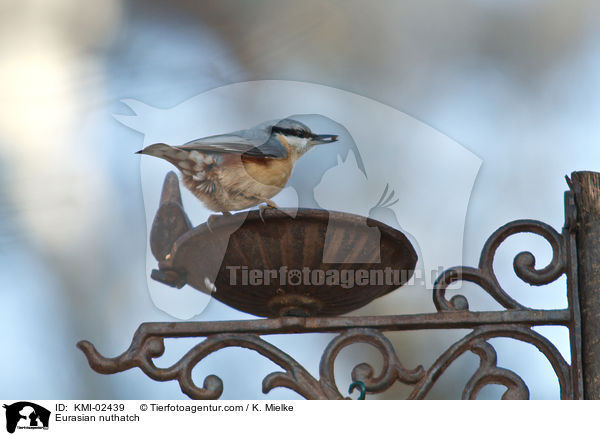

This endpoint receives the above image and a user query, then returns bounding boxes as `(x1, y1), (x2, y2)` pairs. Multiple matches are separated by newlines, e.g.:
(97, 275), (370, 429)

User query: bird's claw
(258, 201), (278, 223)
(259, 205), (267, 223)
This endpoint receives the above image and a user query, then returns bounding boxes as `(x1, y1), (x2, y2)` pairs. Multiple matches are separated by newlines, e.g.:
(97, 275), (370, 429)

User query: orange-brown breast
(239, 134), (295, 187)
(239, 156), (293, 187)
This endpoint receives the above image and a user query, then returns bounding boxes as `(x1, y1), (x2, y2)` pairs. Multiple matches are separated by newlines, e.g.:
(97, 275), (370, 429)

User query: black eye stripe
(272, 126), (311, 138)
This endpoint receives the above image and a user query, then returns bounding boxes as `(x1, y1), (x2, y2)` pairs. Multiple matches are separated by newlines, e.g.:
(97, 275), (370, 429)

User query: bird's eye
(271, 126), (310, 138)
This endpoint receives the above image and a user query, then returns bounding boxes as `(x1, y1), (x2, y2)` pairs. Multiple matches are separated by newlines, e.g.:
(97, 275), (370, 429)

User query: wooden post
(569, 171), (600, 399)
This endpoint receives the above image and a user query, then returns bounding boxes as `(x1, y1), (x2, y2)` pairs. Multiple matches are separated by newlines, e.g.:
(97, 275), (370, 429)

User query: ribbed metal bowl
(150, 173), (417, 318)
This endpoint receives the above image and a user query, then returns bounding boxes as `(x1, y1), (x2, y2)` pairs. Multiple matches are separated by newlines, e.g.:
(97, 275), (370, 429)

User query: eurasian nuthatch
(136, 118), (338, 213)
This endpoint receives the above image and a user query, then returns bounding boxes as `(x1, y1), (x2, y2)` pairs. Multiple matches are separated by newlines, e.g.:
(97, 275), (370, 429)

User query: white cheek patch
(285, 136), (310, 151)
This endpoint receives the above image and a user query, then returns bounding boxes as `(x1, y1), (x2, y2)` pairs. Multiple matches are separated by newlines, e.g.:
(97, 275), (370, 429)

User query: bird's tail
(135, 143), (188, 163)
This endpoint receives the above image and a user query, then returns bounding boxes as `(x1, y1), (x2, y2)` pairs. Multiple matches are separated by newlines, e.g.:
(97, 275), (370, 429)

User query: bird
(136, 118), (338, 214)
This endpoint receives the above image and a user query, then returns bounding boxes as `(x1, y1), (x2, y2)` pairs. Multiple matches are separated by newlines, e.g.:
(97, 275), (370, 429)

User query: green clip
(349, 381), (366, 400)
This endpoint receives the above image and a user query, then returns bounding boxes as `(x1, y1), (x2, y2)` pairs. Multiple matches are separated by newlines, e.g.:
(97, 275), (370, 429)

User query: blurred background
(0, 0), (598, 399)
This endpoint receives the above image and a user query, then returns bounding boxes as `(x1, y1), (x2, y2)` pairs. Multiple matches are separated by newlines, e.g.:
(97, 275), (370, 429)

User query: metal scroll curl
(319, 328), (426, 396)
(78, 328), (426, 400)
(408, 324), (572, 399)
(433, 220), (566, 311)
(78, 333), (335, 400)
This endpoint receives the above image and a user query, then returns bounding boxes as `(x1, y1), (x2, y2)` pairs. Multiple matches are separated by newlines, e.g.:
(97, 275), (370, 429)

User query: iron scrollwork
(433, 219), (566, 312)
(78, 328), (426, 400)
(78, 208), (581, 399)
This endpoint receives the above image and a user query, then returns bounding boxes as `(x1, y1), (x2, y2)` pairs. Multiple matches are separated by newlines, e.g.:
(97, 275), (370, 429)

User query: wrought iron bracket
(78, 184), (587, 399)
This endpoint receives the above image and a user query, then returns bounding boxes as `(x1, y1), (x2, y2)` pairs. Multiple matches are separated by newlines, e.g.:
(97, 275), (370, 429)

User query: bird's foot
(258, 205), (267, 223)
(258, 201), (277, 223)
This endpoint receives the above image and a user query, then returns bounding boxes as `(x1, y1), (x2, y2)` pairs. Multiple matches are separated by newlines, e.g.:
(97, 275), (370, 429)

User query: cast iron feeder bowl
(150, 172), (417, 318)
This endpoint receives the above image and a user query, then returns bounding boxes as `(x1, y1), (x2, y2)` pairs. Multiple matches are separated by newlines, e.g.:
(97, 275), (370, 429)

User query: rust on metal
(78, 320), (572, 400)
(564, 190), (584, 398)
(77, 172), (598, 399)
(149, 173), (417, 317)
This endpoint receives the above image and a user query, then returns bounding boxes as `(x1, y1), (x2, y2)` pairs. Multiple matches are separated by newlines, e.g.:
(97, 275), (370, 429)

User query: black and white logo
(3, 402), (50, 434)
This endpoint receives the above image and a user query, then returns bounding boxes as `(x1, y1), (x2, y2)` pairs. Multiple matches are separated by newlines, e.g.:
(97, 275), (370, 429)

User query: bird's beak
(135, 149), (144, 154)
(310, 134), (338, 145)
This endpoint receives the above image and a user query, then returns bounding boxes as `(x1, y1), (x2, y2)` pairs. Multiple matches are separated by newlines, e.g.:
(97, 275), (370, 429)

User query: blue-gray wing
(177, 128), (288, 159)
